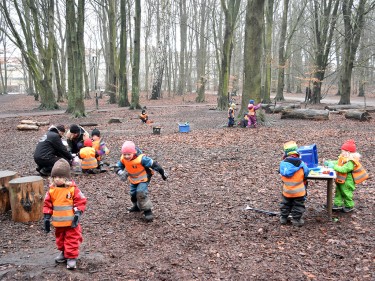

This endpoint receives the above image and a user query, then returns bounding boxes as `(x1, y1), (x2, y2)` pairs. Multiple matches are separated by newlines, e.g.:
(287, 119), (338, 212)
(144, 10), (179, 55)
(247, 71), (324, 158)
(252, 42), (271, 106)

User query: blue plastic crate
(298, 144), (318, 168)
(178, 124), (190, 133)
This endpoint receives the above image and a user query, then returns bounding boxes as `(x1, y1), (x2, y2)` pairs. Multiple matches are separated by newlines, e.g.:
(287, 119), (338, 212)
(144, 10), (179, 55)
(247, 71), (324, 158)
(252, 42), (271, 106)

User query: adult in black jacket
(66, 124), (89, 154)
(34, 125), (73, 176)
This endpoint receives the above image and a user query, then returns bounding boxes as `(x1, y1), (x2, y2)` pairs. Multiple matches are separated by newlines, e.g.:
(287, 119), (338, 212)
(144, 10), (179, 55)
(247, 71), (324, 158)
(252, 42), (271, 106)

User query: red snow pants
(55, 224), (83, 259)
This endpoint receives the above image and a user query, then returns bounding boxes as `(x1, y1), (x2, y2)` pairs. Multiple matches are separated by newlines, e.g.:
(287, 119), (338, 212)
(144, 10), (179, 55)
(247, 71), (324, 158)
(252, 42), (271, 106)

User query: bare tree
(242, 0), (265, 112)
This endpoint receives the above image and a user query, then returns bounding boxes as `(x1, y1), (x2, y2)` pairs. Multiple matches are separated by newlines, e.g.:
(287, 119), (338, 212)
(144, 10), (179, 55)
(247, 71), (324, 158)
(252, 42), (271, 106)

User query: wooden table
(307, 168), (336, 220)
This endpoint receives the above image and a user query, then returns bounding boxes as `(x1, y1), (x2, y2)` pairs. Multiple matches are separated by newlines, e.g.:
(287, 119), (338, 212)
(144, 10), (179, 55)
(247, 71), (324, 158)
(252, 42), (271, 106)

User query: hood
(279, 161), (301, 177)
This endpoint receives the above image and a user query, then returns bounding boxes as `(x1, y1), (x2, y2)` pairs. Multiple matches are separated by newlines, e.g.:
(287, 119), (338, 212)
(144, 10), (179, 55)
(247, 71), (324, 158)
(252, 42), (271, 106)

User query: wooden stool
(0, 171), (19, 213)
(8, 176), (44, 222)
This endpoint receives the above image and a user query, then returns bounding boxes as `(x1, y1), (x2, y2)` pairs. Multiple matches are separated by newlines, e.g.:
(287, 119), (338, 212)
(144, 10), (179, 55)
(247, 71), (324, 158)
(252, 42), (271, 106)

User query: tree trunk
(243, 0), (265, 114)
(107, 0), (117, 104)
(118, 0), (130, 107)
(177, 0), (187, 96)
(217, 0), (241, 109)
(344, 110), (371, 121)
(263, 0), (274, 103)
(0, 171), (19, 213)
(8, 176), (44, 222)
(130, 0), (142, 109)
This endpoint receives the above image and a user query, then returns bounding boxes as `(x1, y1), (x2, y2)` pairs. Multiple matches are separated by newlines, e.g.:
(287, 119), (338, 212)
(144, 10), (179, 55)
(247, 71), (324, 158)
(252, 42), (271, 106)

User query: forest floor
(0, 91), (374, 281)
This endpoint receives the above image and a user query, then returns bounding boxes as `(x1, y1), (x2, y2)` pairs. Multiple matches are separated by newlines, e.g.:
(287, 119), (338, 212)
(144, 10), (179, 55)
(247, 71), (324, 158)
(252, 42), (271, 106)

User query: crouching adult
(34, 125), (73, 176)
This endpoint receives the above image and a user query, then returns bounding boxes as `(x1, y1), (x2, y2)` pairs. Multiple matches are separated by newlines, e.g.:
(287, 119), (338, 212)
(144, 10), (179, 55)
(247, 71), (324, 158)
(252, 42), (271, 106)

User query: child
(324, 139), (368, 213)
(139, 109), (149, 124)
(279, 141), (309, 226)
(227, 103), (236, 127)
(115, 141), (168, 221)
(247, 100), (262, 128)
(43, 159), (87, 269)
(78, 139), (99, 174)
(239, 114), (249, 128)
(91, 128), (110, 167)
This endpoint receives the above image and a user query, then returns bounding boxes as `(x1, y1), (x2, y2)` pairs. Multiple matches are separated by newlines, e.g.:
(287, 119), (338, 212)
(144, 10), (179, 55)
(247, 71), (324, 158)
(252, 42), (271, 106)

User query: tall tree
(243, 0), (265, 112)
(339, 0), (369, 104)
(130, 0), (142, 109)
(310, 0), (340, 104)
(1, 0), (58, 108)
(263, 0), (274, 103)
(118, 0), (130, 107)
(177, 0), (187, 96)
(217, 0), (241, 109)
(107, 0), (117, 104)
(66, 0), (85, 116)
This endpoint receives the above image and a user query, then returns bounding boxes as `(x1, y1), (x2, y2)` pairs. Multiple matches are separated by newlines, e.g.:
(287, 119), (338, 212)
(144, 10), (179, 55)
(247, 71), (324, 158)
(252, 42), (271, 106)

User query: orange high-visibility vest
(281, 168), (306, 198)
(121, 154), (148, 184)
(79, 147), (98, 169)
(335, 156), (369, 184)
(248, 107), (255, 116)
(49, 185), (75, 227)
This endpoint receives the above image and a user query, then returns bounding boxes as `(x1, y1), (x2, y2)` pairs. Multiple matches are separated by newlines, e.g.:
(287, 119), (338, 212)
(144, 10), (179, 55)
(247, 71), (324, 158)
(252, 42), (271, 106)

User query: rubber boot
(127, 196), (140, 212)
(144, 210), (153, 221)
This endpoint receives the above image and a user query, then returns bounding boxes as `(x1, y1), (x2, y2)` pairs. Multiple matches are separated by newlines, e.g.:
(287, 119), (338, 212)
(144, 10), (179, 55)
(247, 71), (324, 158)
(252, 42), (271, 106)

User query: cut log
(0, 171), (19, 213)
(8, 176), (44, 222)
(36, 121), (50, 126)
(262, 104), (301, 114)
(281, 109), (329, 120)
(79, 122), (98, 127)
(344, 110), (372, 121)
(17, 124), (39, 130)
(20, 120), (38, 125)
(108, 118), (122, 124)
(324, 104), (362, 111)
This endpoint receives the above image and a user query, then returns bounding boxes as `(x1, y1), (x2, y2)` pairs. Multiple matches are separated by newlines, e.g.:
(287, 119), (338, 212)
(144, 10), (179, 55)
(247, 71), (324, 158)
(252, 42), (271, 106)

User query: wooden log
(108, 118), (122, 124)
(8, 176), (44, 222)
(324, 104), (362, 111)
(20, 120), (37, 125)
(262, 104), (301, 114)
(17, 124), (39, 131)
(0, 171), (19, 213)
(281, 109), (329, 120)
(344, 110), (372, 121)
(79, 122), (98, 127)
(36, 121), (50, 126)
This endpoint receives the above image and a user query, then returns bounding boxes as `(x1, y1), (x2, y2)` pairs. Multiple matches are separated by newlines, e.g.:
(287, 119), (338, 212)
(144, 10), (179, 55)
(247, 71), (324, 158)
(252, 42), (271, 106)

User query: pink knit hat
(121, 141), (137, 154)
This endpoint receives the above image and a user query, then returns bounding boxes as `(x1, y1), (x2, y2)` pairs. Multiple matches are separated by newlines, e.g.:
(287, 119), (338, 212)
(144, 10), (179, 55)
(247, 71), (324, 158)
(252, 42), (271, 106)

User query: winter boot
(342, 206), (354, 213)
(332, 205), (343, 211)
(144, 210), (154, 221)
(291, 218), (304, 227)
(67, 258), (77, 269)
(55, 251), (66, 263)
(39, 168), (50, 176)
(127, 196), (140, 212)
(280, 216), (288, 225)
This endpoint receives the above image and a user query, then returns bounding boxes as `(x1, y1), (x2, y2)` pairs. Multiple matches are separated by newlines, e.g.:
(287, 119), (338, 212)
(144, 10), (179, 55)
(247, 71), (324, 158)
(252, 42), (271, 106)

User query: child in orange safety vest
(115, 141), (168, 222)
(43, 159), (87, 270)
(78, 139), (99, 174)
(279, 141), (310, 227)
(324, 139), (368, 213)
(91, 128), (110, 168)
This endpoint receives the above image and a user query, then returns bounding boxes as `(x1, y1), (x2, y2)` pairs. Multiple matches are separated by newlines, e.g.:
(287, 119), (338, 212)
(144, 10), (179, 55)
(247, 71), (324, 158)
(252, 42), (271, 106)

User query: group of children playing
(228, 99), (262, 128)
(42, 109), (369, 270)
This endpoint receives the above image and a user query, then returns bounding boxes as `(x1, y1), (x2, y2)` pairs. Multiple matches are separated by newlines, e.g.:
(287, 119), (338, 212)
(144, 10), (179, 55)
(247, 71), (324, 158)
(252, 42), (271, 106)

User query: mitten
(324, 160), (330, 166)
(327, 162), (335, 169)
(71, 210), (82, 228)
(117, 169), (128, 181)
(43, 214), (51, 233)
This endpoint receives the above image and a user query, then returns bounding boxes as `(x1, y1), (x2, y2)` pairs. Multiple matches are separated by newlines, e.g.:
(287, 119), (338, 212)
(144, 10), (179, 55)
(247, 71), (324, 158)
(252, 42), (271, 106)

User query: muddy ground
(0, 92), (374, 280)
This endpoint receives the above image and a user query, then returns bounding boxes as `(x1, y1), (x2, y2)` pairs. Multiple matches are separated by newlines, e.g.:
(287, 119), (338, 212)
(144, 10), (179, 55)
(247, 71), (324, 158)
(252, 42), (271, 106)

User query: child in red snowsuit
(43, 159), (87, 270)
(247, 100), (262, 128)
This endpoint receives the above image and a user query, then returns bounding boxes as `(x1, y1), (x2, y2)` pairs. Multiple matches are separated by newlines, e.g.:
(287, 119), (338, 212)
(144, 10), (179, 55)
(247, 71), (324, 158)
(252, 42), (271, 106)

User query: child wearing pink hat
(115, 141), (168, 221)
(324, 140), (368, 213)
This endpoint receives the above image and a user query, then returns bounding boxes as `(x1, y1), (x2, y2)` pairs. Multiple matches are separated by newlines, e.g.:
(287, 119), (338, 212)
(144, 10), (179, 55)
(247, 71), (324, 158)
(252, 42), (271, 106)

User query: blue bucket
(178, 123), (190, 133)
(298, 144), (318, 168)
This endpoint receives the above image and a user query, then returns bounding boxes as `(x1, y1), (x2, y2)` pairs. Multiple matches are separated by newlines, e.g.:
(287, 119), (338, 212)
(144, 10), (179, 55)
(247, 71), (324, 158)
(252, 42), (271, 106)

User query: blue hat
(249, 100), (254, 104)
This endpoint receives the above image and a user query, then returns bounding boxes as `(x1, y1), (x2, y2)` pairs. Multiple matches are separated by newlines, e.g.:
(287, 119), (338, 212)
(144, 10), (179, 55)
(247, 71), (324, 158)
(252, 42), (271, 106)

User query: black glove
(71, 210), (82, 228)
(151, 161), (168, 180)
(117, 169), (128, 182)
(43, 214), (51, 233)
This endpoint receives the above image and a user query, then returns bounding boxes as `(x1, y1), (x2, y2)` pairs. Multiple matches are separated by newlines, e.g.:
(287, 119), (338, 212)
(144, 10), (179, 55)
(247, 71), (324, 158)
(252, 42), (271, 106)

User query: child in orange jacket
(43, 159), (87, 269)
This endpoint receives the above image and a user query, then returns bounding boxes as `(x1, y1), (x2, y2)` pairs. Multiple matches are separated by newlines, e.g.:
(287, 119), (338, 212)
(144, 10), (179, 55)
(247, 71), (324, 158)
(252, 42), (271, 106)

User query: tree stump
(0, 171), (19, 213)
(8, 176), (44, 222)
(280, 109), (330, 120)
(17, 124), (39, 130)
